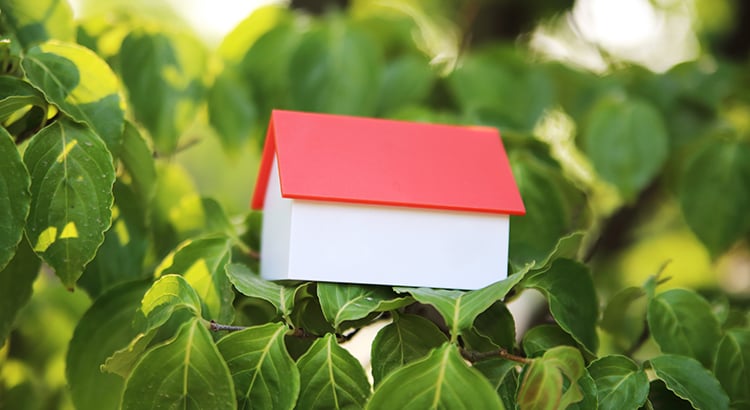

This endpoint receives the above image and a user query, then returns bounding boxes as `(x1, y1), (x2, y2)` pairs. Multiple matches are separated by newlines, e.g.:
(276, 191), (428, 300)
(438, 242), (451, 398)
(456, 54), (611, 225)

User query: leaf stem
(208, 320), (248, 332)
(459, 347), (530, 364)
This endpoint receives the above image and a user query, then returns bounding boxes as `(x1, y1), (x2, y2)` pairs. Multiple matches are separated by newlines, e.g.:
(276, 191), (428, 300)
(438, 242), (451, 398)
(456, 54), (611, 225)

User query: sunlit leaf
(522, 259), (598, 354)
(517, 346), (586, 410)
(0, 76), (48, 138)
(0, 238), (39, 344)
(140, 274), (201, 329)
(119, 121), (156, 206)
(23, 41), (125, 152)
(647, 288), (722, 367)
(216, 322), (299, 410)
(0, 0), (74, 48)
(23, 119), (115, 289)
(587, 355), (649, 410)
(679, 140), (750, 256)
(225, 263), (295, 318)
(713, 329), (750, 408)
(296, 333), (370, 409)
(0, 126), (30, 270)
(371, 314), (447, 386)
(66, 280), (149, 410)
(367, 343), (504, 409)
(121, 319), (236, 409)
(218, 5), (290, 63)
(158, 236), (234, 323)
(394, 270), (527, 341)
(317, 283), (412, 331)
(649, 354), (729, 410)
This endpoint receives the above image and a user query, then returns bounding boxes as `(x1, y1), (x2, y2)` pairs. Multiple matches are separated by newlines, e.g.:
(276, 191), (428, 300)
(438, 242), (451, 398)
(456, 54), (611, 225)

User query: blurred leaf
(317, 283), (412, 331)
(473, 358), (518, 410)
(201, 197), (236, 238)
(66, 280), (149, 410)
(376, 54), (435, 116)
(157, 236), (234, 323)
(647, 288), (722, 367)
(140, 274), (201, 329)
(119, 28), (205, 155)
(23, 119), (115, 289)
(679, 140), (750, 256)
(370, 313), (447, 386)
(394, 270), (527, 341)
(600, 286), (647, 352)
(522, 259), (599, 355)
(78, 181), (149, 298)
(218, 5), (290, 63)
(522, 324), (578, 358)
(367, 343), (504, 409)
(225, 262), (295, 318)
(288, 19), (381, 116)
(0, 0), (74, 48)
(23, 41), (125, 152)
(150, 162), (203, 256)
(649, 354), (729, 410)
(119, 121), (156, 207)
(121, 319), (235, 409)
(517, 346), (586, 410)
(216, 322), (299, 410)
(0, 238), (39, 344)
(713, 329), (750, 408)
(587, 355), (649, 410)
(0, 359), (45, 409)
(0, 126), (30, 270)
(208, 67), (257, 151)
(0, 76), (48, 138)
(582, 97), (668, 201)
(296, 333), (370, 409)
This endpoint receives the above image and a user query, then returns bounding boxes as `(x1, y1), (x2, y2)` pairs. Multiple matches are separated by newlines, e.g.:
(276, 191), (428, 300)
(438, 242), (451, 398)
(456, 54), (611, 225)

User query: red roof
(251, 110), (525, 215)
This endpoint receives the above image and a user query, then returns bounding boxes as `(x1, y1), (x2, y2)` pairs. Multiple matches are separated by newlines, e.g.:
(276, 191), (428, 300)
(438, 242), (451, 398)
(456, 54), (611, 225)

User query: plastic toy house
(251, 110), (525, 290)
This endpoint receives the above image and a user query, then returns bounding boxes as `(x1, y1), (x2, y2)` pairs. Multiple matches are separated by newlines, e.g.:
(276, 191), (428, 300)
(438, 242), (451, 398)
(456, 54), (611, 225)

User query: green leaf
(0, 76), (48, 138)
(0, 0), (74, 48)
(375, 55), (434, 116)
(218, 4), (290, 63)
(713, 329), (750, 408)
(140, 274), (202, 329)
(0, 126), (30, 270)
(568, 370), (598, 410)
(522, 259), (599, 354)
(0, 238), (39, 344)
(647, 288), (722, 367)
(23, 41), (125, 152)
(649, 354), (729, 410)
(119, 121), (156, 207)
(463, 301), (516, 351)
(582, 97), (668, 200)
(225, 263), (295, 318)
(216, 322), (299, 410)
(119, 28), (206, 155)
(66, 280), (149, 410)
(208, 67), (257, 151)
(23, 119), (115, 289)
(600, 287), (647, 352)
(679, 140), (750, 256)
(289, 20), (381, 116)
(318, 283), (412, 331)
(473, 358), (518, 410)
(517, 346), (586, 410)
(121, 319), (236, 410)
(158, 236), (234, 323)
(367, 343), (504, 409)
(371, 314), (448, 386)
(296, 333), (370, 409)
(522, 324), (578, 358)
(587, 355), (649, 410)
(394, 270), (527, 342)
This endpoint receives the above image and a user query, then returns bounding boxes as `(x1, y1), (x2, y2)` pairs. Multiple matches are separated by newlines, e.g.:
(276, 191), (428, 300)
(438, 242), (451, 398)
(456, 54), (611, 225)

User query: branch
(209, 320), (248, 332)
(459, 347), (530, 364)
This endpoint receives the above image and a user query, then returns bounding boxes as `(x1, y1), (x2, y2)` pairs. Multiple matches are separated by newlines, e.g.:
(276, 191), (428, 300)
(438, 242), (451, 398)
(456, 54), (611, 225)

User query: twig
(337, 328), (361, 343)
(209, 320), (248, 332)
(459, 347), (531, 364)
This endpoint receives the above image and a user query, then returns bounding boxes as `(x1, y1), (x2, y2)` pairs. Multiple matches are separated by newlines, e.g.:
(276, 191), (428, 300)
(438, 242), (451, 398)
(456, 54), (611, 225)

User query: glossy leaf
(66, 281), (149, 410)
(0, 0), (74, 48)
(225, 263), (295, 318)
(679, 140), (750, 256)
(23, 41), (125, 152)
(318, 282), (412, 331)
(583, 97), (668, 201)
(158, 236), (234, 323)
(119, 28), (206, 155)
(517, 346), (586, 410)
(522, 259), (599, 354)
(140, 274), (202, 329)
(588, 355), (649, 410)
(367, 343), (504, 409)
(296, 333), (370, 409)
(394, 270), (527, 341)
(522, 324), (578, 358)
(23, 119), (115, 289)
(713, 329), (750, 408)
(121, 319), (236, 409)
(0, 126), (30, 270)
(119, 121), (156, 207)
(370, 314), (448, 385)
(0, 238), (39, 344)
(649, 354), (729, 410)
(647, 288), (721, 367)
(216, 322), (299, 410)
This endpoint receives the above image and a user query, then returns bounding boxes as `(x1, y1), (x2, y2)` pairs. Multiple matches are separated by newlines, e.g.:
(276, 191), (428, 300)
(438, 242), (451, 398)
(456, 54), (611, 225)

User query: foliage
(1, 0), (750, 409)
